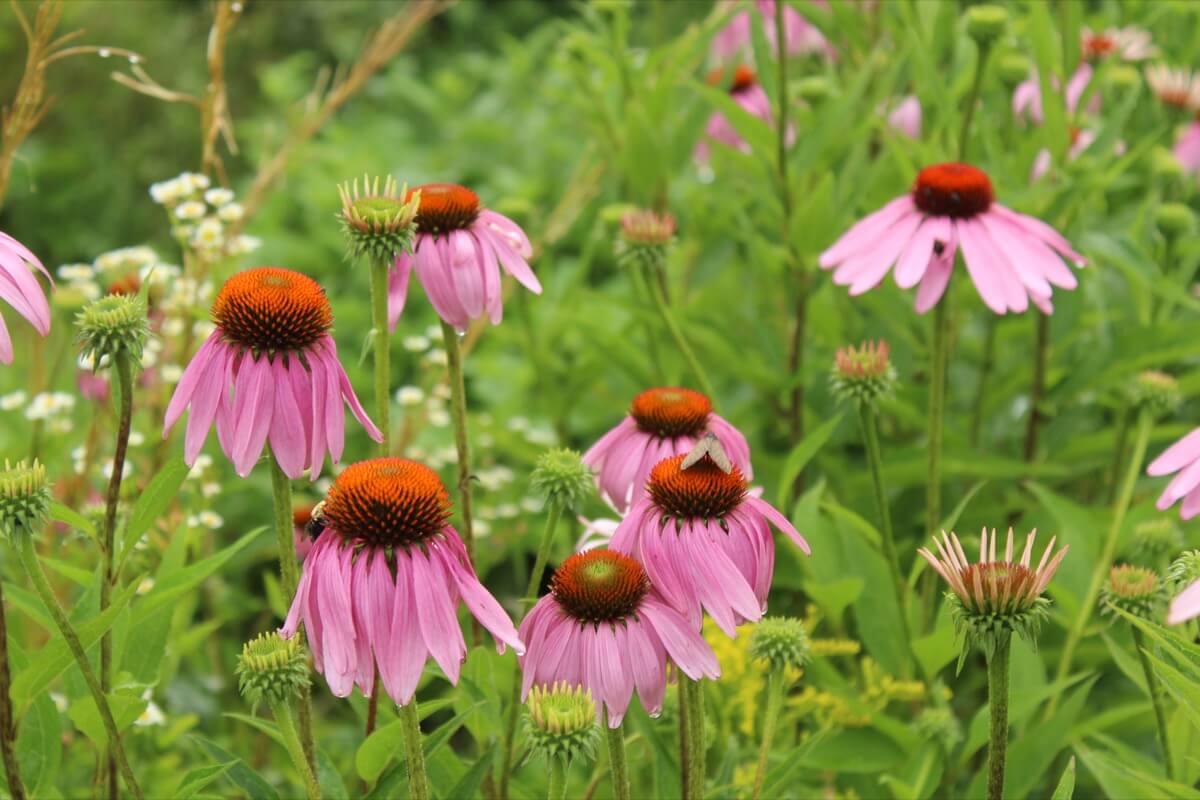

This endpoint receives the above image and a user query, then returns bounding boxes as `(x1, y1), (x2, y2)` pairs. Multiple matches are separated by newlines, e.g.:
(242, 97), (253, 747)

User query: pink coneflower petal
(894, 216), (950, 289)
(413, 547), (467, 684)
(1148, 428), (1200, 476)
(1168, 579), (1200, 625)
(819, 196), (915, 267)
(387, 253), (413, 333)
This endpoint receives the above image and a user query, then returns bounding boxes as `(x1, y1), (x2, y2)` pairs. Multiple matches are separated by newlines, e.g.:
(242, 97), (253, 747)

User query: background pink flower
(710, 0), (834, 63)
(1147, 427), (1200, 518)
(0, 231), (52, 364)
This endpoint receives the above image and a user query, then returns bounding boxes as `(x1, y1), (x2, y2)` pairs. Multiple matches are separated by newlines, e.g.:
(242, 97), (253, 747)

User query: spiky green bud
(1101, 564), (1165, 620)
(948, 592), (1051, 670)
(0, 460), (50, 537)
(830, 340), (897, 407)
(796, 76), (834, 104)
(914, 707), (962, 751)
(965, 5), (1008, 47)
(749, 616), (811, 672)
(236, 632), (310, 707)
(525, 682), (602, 765)
(337, 175), (420, 265)
(997, 54), (1032, 88)
(1155, 203), (1195, 240)
(76, 294), (149, 369)
(1168, 550), (1200, 588)
(1130, 370), (1182, 417)
(530, 449), (594, 510)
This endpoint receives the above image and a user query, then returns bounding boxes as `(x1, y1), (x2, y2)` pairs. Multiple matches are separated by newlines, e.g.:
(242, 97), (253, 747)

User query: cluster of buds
(525, 682), (602, 765)
(1130, 370), (1182, 417)
(530, 449), (594, 511)
(615, 208), (676, 274)
(1101, 564), (1166, 620)
(0, 460), (50, 538)
(919, 528), (1068, 665)
(337, 174), (420, 265)
(235, 632), (310, 707)
(749, 616), (811, 673)
(830, 340), (897, 407)
(150, 172), (257, 258)
(76, 294), (151, 369)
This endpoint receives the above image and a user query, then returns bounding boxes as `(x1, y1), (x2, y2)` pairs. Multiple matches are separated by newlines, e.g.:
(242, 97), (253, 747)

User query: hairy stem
(751, 671), (785, 800)
(985, 632), (1012, 800)
(925, 297), (951, 538)
(858, 404), (912, 675)
(441, 322), (477, 562)
(1132, 626), (1175, 779)
(606, 721), (630, 800)
(100, 352), (134, 800)
(0, 583), (24, 800)
(547, 758), (567, 800)
(1050, 409), (1152, 714)
(1022, 313), (1049, 462)
(500, 502), (565, 799)
(969, 316), (997, 446)
(272, 702), (322, 800)
(369, 257), (391, 455)
(681, 677), (706, 800)
(399, 701), (430, 800)
(647, 273), (714, 399)
(15, 533), (143, 800)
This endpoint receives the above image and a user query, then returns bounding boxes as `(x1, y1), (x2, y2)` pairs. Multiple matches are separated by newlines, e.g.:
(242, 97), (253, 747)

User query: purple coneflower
(610, 453), (809, 636)
(519, 548), (719, 727)
(695, 66), (790, 162)
(0, 231), (51, 363)
(163, 267), (380, 478)
(1146, 427), (1200, 518)
(818, 163), (1085, 314)
(710, 0), (834, 63)
(388, 183), (541, 332)
(583, 387), (751, 513)
(282, 458), (522, 704)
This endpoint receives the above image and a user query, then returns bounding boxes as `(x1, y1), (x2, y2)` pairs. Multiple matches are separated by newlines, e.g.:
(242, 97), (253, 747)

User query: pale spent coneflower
(388, 183), (541, 332)
(583, 387), (752, 513)
(1080, 26), (1156, 63)
(710, 0), (834, 64)
(0, 231), (52, 364)
(818, 163), (1085, 314)
(1012, 67), (1095, 126)
(920, 527), (1067, 800)
(610, 447), (810, 636)
(163, 267), (381, 478)
(519, 549), (720, 727)
(281, 459), (522, 704)
(1145, 65), (1200, 112)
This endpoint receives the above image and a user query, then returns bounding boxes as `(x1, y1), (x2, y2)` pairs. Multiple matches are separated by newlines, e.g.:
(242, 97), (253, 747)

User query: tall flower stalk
(749, 618), (810, 800)
(919, 527), (1067, 800)
(525, 683), (602, 800)
(76, 293), (148, 800)
(0, 579), (23, 800)
(441, 321), (478, 561)
(1, 460), (143, 800)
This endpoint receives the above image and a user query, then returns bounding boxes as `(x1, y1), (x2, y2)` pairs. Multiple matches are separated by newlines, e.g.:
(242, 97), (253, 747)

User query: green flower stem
(606, 721), (630, 800)
(14, 533), (143, 800)
(1050, 409), (1153, 714)
(399, 701), (430, 800)
(499, 500), (566, 800)
(925, 296), (951, 540)
(0, 583), (25, 800)
(1022, 313), (1049, 462)
(969, 306), (998, 447)
(268, 452), (317, 772)
(647, 271), (715, 399)
(958, 40), (991, 163)
(857, 404), (912, 675)
(271, 701), (322, 800)
(985, 631), (1012, 800)
(679, 681), (691, 800)
(100, 351), (134, 800)
(441, 321), (477, 562)
(681, 677), (706, 800)
(547, 758), (567, 800)
(370, 256), (391, 456)
(751, 671), (785, 800)
(1132, 626), (1175, 779)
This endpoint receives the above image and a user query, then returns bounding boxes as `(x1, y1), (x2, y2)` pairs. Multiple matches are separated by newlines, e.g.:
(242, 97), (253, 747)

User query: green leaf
(12, 578), (141, 716)
(445, 744), (495, 800)
(776, 412), (843, 509)
(1075, 743), (1200, 799)
(174, 762), (236, 800)
(67, 690), (147, 746)
(9, 642), (60, 797)
(362, 702), (484, 798)
(1051, 756), (1076, 800)
(801, 728), (905, 773)
(191, 736), (280, 800)
(131, 527), (265, 623)
(121, 457), (189, 557)
(48, 500), (96, 538)
(354, 697), (458, 781)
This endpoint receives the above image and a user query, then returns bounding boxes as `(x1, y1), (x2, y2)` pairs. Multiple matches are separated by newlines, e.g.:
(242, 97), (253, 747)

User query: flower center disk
(212, 267), (333, 353)
(408, 183), (481, 235)
(551, 550), (649, 624)
(912, 163), (994, 219)
(706, 64), (757, 93)
(629, 387), (712, 438)
(648, 454), (747, 520)
(322, 458), (450, 548)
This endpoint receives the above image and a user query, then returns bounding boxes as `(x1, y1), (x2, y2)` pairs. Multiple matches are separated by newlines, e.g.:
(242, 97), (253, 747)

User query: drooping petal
(388, 253), (414, 333)
(268, 358), (306, 477)
(412, 547), (467, 684)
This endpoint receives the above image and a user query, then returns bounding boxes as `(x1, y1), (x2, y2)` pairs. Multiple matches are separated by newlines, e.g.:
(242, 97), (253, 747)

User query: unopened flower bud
(0, 460), (50, 537)
(965, 5), (1008, 47)
(337, 174), (420, 265)
(749, 616), (811, 672)
(236, 632), (310, 706)
(525, 682), (602, 764)
(1130, 370), (1181, 416)
(997, 54), (1032, 88)
(1155, 203), (1195, 240)
(796, 76), (834, 105)
(76, 294), (150, 369)
(1102, 564), (1165, 620)
(830, 340), (897, 407)
(530, 449), (594, 510)
(615, 208), (675, 273)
